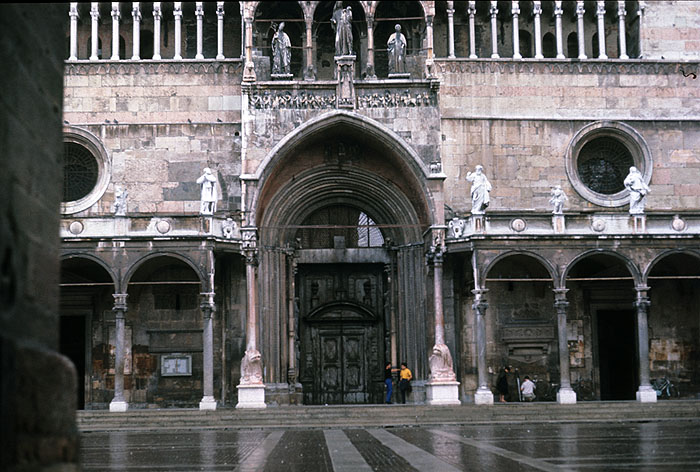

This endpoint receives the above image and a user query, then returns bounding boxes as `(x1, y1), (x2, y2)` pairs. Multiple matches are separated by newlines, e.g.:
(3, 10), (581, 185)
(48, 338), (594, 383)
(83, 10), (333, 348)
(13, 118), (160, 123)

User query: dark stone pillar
(554, 288), (576, 403)
(472, 289), (493, 404)
(634, 286), (656, 402)
(110, 294), (129, 411)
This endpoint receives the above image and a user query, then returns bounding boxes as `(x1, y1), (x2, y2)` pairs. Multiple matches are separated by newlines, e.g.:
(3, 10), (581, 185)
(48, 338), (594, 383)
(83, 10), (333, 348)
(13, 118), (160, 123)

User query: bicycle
(572, 378), (595, 401)
(534, 378), (558, 402)
(651, 377), (679, 399)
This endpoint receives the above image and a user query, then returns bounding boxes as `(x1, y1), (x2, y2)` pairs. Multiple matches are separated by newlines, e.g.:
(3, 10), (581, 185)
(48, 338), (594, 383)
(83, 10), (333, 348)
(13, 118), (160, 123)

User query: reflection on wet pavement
(80, 420), (700, 471)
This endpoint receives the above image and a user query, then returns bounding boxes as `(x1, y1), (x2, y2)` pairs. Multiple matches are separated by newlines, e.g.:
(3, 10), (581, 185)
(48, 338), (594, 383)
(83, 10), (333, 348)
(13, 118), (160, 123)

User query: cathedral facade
(59, 1), (700, 410)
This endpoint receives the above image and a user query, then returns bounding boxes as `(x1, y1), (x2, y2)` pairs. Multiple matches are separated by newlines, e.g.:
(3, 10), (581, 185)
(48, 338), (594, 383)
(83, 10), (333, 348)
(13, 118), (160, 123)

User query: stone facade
(59, 1), (700, 409)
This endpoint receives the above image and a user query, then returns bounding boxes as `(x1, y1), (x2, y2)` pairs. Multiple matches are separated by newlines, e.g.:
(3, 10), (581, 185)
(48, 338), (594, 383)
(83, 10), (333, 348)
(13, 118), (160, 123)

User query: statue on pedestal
(549, 185), (567, 215)
(113, 185), (128, 216)
(624, 166), (650, 215)
(429, 344), (457, 382)
(466, 165), (492, 215)
(332, 3), (353, 56)
(241, 349), (263, 384)
(387, 24), (407, 74)
(196, 167), (217, 215)
(271, 22), (291, 75)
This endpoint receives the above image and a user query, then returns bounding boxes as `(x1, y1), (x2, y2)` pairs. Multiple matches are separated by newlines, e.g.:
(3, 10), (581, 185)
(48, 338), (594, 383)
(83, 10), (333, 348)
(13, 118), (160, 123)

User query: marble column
(489, 1), (499, 58)
(637, 2), (645, 58)
(111, 2), (121, 60)
(596, 0), (607, 59)
(216, 2), (225, 60)
(554, 1), (565, 58)
(69, 3), (79, 61)
(153, 2), (162, 59)
(131, 3), (141, 60)
(237, 228), (266, 408)
(512, 1), (522, 59)
(199, 292), (217, 410)
(366, 15), (377, 79)
(446, 2), (456, 58)
(425, 15), (436, 78)
(426, 237), (460, 405)
(473, 289), (493, 404)
(173, 2), (183, 60)
(576, 1), (587, 59)
(304, 16), (315, 80)
(617, 0), (629, 59)
(243, 16), (256, 81)
(195, 2), (204, 59)
(468, 2), (477, 58)
(110, 293), (128, 412)
(635, 286), (656, 402)
(90, 3), (100, 60)
(533, 1), (543, 59)
(554, 289), (576, 403)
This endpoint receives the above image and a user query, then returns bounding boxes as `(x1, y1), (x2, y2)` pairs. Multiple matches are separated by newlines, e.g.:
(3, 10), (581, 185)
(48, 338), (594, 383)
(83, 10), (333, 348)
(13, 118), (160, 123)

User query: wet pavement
(80, 420), (700, 471)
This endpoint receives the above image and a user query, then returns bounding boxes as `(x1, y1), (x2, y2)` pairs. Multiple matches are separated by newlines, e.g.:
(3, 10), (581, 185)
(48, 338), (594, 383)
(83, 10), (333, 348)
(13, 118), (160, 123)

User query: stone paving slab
(80, 420), (700, 471)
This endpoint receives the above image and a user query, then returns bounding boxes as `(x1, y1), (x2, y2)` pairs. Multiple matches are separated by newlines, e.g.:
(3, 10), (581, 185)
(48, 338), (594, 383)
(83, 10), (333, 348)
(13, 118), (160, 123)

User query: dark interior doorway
(597, 310), (638, 400)
(59, 315), (86, 408)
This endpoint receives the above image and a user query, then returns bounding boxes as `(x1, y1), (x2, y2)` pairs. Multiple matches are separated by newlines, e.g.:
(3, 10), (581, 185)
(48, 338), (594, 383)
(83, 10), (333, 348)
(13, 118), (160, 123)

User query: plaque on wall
(160, 354), (192, 377)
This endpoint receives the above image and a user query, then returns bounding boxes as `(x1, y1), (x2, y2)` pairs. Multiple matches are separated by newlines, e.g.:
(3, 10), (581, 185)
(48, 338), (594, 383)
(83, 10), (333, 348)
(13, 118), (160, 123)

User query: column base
(236, 384), (267, 409)
(474, 387), (494, 405)
(426, 381), (461, 405)
(557, 387), (577, 404)
(109, 400), (128, 412)
(199, 396), (218, 411)
(636, 387), (657, 403)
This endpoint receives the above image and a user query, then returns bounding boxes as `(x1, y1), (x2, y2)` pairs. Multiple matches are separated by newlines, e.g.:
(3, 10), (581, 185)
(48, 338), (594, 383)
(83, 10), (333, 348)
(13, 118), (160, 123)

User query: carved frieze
(357, 89), (437, 108)
(435, 60), (699, 77)
(65, 62), (242, 76)
(248, 90), (336, 110)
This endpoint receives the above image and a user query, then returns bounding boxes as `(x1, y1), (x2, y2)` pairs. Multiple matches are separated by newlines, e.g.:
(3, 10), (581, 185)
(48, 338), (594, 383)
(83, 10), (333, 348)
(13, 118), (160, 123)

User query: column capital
(69, 3), (79, 19)
(173, 2), (182, 18)
(576, 1), (585, 18)
(195, 2), (204, 17)
(596, 0), (606, 17)
(512, 1), (520, 16)
(468, 2), (476, 15)
(425, 15), (433, 28)
(112, 2), (121, 20)
(200, 292), (215, 314)
(490, 1), (498, 16)
(446, 8), (455, 17)
(617, 0), (627, 17)
(91, 3), (100, 19)
(112, 293), (128, 313)
(533, 1), (542, 16)
(554, 2), (563, 16)
(472, 289), (489, 312)
(217, 1), (224, 18)
(153, 2), (162, 20)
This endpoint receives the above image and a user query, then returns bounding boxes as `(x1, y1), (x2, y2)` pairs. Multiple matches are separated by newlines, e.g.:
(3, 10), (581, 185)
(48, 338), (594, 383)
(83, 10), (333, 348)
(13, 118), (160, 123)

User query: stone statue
(271, 22), (291, 75)
(240, 348), (263, 384)
(113, 185), (128, 216)
(448, 217), (465, 238)
(549, 185), (568, 215)
(624, 166), (650, 215)
(222, 217), (238, 239)
(466, 165), (492, 215)
(387, 24), (407, 74)
(332, 3), (353, 56)
(428, 344), (457, 382)
(196, 167), (217, 215)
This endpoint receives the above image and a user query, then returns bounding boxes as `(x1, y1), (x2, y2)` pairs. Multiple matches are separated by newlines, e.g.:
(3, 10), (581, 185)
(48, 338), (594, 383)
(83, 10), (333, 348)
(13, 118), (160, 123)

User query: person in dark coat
(497, 366), (510, 403)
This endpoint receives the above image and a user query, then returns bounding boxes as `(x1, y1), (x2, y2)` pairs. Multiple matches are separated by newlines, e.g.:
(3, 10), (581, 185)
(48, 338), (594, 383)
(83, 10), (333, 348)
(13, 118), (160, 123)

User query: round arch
(60, 253), (118, 289)
(643, 249), (700, 282)
(562, 249), (641, 288)
(123, 252), (204, 288)
(482, 251), (557, 289)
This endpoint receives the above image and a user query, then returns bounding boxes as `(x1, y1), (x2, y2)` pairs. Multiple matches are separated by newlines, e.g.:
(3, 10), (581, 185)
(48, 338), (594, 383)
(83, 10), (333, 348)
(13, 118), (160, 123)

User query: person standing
(384, 363), (394, 404)
(521, 376), (536, 402)
(399, 362), (412, 404)
(496, 366), (510, 403)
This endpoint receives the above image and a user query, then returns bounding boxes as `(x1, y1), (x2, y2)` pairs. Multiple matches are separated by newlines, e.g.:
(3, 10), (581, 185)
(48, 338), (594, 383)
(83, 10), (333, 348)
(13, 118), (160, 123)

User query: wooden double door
(298, 264), (385, 405)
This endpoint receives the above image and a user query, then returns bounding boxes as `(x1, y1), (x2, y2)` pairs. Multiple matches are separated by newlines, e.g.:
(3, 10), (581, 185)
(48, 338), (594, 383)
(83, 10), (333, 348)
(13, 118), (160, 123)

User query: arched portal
(251, 112), (438, 404)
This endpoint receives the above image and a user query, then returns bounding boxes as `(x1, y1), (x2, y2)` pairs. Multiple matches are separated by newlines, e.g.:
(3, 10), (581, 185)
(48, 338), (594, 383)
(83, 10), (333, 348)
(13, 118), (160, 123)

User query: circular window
(565, 122), (652, 208)
(61, 127), (111, 215)
(63, 142), (99, 202)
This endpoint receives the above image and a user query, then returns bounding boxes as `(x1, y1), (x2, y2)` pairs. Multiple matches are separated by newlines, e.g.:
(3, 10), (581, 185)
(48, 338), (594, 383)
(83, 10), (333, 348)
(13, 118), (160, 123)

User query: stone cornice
(65, 60), (243, 76)
(435, 59), (700, 76)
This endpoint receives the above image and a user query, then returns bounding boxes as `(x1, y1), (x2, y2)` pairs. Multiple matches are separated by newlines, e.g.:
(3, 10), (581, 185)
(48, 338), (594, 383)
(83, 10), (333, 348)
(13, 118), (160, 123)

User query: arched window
(519, 30), (532, 58)
(567, 32), (578, 58)
(542, 32), (556, 58)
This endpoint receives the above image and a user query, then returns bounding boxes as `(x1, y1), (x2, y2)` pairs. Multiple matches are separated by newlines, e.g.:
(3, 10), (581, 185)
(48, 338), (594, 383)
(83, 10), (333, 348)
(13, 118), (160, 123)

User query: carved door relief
(298, 264), (385, 405)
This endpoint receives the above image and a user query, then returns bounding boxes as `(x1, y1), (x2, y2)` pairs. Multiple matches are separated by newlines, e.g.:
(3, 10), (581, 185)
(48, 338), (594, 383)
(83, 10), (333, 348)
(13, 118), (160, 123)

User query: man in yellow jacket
(399, 362), (412, 404)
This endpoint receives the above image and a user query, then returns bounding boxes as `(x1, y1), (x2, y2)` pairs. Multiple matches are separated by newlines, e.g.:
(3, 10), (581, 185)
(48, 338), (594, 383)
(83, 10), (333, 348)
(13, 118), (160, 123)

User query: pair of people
(497, 367), (536, 402)
(385, 362), (412, 404)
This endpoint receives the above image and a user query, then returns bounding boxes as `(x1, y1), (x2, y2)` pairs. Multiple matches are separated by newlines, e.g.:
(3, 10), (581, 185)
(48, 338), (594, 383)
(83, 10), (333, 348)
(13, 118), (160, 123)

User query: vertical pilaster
(173, 2), (183, 59)
(533, 1), (543, 59)
(195, 2), (204, 59)
(635, 286), (656, 402)
(131, 3), (141, 60)
(473, 288), (492, 404)
(425, 15), (436, 78)
(468, 2), (477, 58)
(200, 292), (217, 410)
(512, 1), (522, 59)
(90, 3), (100, 60)
(617, 0), (628, 59)
(446, 2), (456, 58)
(366, 14), (377, 78)
(304, 16), (315, 80)
(216, 2), (225, 60)
(153, 2), (162, 59)
(489, 1), (499, 58)
(576, 1), (587, 59)
(110, 293), (128, 412)
(554, 289), (576, 403)
(287, 253), (298, 385)
(69, 3), (79, 61)
(111, 2), (121, 60)
(596, 0), (607, 59)
(243, 16), (256, 81)
(554, 1), (565, 58)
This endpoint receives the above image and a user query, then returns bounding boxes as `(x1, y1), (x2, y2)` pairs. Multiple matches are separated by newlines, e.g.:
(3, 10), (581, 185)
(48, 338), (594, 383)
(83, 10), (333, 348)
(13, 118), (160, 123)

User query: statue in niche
(387, 24), (407, 74)
(240, 349), (263, 384)
(331, 3), (354, 56)
(466, 165), (492, 215)
(624, 166), (650, 215)
(549, 185), (568, 215)
(448, 217), (465, 238)
(429, 344), (456, 382)
(271, 22), (291, 75)
(196, 167), (217, 215)
(113, 185), (128, 216)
